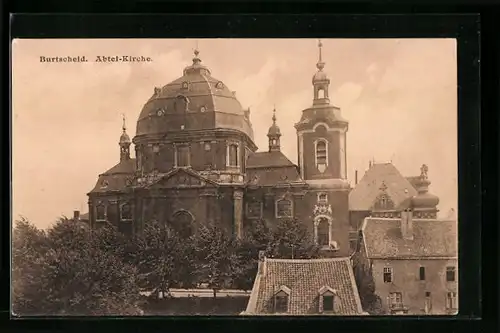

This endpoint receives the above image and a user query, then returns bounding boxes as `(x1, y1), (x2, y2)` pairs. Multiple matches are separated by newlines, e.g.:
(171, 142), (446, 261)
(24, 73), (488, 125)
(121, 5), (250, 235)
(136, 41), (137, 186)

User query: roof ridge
(266, 257), (350, 263)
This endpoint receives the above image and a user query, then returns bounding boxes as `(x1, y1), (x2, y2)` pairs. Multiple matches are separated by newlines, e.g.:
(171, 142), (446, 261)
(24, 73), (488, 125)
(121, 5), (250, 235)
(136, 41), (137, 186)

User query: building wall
(301, 127), (341, 180)
(371, 258), (459, 315)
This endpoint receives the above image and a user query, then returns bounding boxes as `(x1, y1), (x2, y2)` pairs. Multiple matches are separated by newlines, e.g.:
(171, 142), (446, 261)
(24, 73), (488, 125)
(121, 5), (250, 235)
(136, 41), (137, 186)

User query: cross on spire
(122, 113), (126, 132)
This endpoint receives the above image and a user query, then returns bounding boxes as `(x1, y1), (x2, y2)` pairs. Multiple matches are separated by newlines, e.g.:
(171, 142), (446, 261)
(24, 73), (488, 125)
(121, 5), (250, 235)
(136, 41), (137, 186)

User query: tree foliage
(267, 218), (320, 259)
(12, 218), (142, 316)
(193, 224), (240, 298)
(133, 220), (196, 299)
(351, 252), (386, 315)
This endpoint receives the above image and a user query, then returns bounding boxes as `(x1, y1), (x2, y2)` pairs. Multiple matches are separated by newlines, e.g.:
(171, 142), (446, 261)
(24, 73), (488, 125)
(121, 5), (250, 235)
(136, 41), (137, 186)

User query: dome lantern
(411, 164), (440, 213)
(119, 114), (131, 161)
(267, 107), (281, 152)
(312, 39), (330, 105)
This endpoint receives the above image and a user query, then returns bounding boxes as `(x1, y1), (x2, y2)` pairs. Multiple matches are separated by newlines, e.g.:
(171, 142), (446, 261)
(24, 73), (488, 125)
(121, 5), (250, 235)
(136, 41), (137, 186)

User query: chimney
(355, 170), (358, 185)
(258, 250), (266, 275)
(400, 208), (414, 240)
(73, 210), (80, 222)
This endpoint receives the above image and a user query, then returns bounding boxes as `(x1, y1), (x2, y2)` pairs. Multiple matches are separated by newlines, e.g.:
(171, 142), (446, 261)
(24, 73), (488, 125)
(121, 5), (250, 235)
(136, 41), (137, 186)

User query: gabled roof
(349, 163), (417, 211)
(361, 217), (457, 259)
(143, 167), (218, 189)
(245, 257), (363, 315)
(247, 151), (295, 169)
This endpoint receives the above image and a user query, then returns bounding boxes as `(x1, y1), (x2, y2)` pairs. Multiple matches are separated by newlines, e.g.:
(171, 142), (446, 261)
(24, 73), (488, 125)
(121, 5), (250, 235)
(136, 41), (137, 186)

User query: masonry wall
(372, 259), (459, 315)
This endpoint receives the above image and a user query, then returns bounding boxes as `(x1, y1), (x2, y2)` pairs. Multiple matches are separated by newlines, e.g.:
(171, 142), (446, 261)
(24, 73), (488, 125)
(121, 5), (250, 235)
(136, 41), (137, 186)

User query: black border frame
(4, 7), (496, 333)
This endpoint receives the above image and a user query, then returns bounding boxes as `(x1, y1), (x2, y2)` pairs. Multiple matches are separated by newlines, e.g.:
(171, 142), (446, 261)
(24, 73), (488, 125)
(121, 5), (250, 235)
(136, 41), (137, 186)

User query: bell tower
(267, 107), (281, 152)
(119, 114), (131, 161)
(295, 40), (349, 185)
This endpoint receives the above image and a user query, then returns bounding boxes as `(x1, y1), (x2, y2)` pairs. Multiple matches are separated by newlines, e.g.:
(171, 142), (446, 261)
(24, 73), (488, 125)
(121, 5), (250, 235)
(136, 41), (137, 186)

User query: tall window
(246, 201), (262, 219)
(316, 140), (327, 166)
(276, 199), (293, 218)
(317, 218), (330, 246)
(228, 144), (239, 167)
(120, 203), (132, 221)
(424, 292), (432, 313)
(383, 267), (393, 283)
(419, 267), (426, 281)
(176, 145), (190, 167)
(446, 292), (457, 310)
(96, 204), (106, 221)
(274, 292), (289, 313)
(446, 266), (456, 282)
(389, 292), (403, 308)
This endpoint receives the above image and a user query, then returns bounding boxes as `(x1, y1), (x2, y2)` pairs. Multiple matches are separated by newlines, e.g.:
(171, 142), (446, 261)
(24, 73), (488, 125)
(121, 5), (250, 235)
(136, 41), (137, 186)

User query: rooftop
(245, 257), (363, 315)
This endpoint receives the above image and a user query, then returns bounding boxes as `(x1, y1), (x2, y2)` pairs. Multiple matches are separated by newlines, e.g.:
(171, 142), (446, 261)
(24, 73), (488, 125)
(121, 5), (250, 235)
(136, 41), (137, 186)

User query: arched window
(227, 143), (239, 167)
(318, 89), (325, 99)
(315, 140), (328, 167)
(171, 210), (194, 239)
(317, 218), (330, 246)
(95, 203), (107, 221)
(120, 203), (132, 221)
(276, 199), (293, 218)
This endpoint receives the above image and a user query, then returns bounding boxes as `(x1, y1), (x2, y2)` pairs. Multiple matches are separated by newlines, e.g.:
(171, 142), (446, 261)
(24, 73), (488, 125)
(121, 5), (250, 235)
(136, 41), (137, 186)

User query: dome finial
(193, 40), (201, 64)
(316, 39), (325, 71)
(122, 113), (127, 133)
(272, 105), (277, 124)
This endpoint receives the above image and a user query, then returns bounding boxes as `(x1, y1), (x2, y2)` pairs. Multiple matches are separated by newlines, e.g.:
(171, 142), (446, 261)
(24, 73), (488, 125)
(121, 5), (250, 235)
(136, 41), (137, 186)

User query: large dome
(135, 50), (254, 141)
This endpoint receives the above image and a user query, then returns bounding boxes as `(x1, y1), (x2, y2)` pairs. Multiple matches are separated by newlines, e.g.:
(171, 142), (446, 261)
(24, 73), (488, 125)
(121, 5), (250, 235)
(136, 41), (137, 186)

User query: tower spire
(267, 106), (281, 152)
(316, 39), (325, 71)
(119, 113), (131, 161)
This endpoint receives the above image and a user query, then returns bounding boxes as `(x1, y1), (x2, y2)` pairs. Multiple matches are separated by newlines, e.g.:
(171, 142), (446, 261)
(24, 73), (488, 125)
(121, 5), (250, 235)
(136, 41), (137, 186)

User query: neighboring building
(348, 162), (420, 251)
(86, 41), (351, 256)
(70, 210), (89, 224)
(243, 252), (365, 315)
(358, 165), (458, 315)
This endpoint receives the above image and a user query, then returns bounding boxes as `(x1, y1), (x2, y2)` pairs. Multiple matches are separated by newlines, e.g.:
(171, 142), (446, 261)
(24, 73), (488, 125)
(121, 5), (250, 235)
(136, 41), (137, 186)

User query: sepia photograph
(12, 38), (458, 316)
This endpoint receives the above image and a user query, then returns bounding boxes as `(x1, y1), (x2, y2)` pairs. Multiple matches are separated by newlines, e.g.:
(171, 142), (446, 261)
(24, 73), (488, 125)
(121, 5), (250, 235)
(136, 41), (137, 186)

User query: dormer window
(318, 286), (337, 313)
(100, 180), (109, 189)
(215, 81), (224, 89)
(181, 81), (189, 89)
(274, 285), (291, 313)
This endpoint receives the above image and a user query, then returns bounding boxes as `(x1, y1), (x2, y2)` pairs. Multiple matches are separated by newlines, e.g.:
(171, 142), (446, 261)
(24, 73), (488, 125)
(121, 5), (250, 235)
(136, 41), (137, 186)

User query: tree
(193, 224), (239, 298)
(12, 218), (49, 315)
(12, 217), (142, 316)
(133, 220), (196, 299)
(267, 218), (320, 259)
(351, 252), (387, 315)
(232, 219), (273, 290)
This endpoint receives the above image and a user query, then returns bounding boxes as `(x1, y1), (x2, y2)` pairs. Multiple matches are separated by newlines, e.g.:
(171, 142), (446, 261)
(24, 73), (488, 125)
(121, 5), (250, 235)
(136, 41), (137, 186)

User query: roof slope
(246, 257), (363, 315)
(89, 159), (136, 194)
(349, 163), (417, 211)
(247, 151), (295, 169)
(361, 217), (457, 259)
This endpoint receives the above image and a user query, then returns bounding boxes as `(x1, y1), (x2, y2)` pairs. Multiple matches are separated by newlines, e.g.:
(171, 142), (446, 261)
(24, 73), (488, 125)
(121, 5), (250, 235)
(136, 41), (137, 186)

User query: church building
(87, 41), (351, 256)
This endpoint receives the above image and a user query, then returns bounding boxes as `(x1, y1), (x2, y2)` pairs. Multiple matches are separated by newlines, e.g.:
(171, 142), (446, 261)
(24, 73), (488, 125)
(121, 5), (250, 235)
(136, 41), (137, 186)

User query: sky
(12, 38), (458, 229)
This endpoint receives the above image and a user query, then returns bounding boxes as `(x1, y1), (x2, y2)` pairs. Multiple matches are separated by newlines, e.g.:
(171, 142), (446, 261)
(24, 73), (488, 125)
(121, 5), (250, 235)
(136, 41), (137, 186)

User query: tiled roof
(361, 217), (457, 259)
(247, 166), (305, 187)
(247, 151), (295, 169)
(88, 159), (136, 194)
(245, 258), (363, 315)
(349, 163), (417, 211)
